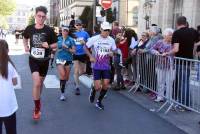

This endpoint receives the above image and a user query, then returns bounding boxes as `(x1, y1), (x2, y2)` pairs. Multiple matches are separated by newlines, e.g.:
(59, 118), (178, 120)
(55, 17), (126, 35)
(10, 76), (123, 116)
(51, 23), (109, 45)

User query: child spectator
(0, 39), (18, 134)
(113, 37), (126, 90)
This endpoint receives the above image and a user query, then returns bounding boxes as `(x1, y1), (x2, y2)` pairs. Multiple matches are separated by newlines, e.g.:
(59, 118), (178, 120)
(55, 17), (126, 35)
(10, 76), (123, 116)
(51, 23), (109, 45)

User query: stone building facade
(138, 0), (200, 34)
(112, 0), (139, 29)
(7, 4), (30, 30)
(59, 0), (93, 26)
(47, 0), (60, 27)
(50, 0), (140, 28)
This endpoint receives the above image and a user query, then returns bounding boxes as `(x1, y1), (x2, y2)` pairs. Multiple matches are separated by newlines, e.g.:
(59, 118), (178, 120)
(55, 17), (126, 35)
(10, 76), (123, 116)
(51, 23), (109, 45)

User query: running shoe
(89, 86), (96, 103)
(95, 100), (104, 110)
(121, 85), (126, 90)
(60, 94), (66, 101)
(75, 88), (80, 95)
(154, 97), (164, 102)
(33, 109), (41, 120)
(113, 85), (120, 91)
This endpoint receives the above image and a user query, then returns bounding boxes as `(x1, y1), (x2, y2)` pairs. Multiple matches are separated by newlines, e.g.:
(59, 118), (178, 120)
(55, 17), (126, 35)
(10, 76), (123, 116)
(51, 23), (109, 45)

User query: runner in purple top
(84, 22), (116, 110)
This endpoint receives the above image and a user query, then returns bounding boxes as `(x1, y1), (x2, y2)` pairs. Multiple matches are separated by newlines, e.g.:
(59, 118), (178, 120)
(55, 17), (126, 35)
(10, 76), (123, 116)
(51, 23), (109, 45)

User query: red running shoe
(33, 109), (41, 120)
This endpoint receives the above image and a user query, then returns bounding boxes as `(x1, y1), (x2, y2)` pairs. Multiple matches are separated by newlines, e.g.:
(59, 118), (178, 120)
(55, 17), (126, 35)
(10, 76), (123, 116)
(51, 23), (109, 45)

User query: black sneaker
(89, 86), (96, 103)
(113, 85), (120, 91)
(121, 85), (126, 90)
(75, 88), (80, 95)
(95, 100), (104, 110)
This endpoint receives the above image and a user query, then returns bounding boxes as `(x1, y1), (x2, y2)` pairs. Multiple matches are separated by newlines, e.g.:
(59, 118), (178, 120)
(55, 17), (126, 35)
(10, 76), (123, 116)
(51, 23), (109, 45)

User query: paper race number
(56, 59), (66, 65)
(31, 47), (45, 58)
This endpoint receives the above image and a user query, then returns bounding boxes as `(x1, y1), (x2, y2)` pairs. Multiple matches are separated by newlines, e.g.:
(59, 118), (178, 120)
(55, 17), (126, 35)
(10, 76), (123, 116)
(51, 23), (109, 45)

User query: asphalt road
(8, 54), (186, 134)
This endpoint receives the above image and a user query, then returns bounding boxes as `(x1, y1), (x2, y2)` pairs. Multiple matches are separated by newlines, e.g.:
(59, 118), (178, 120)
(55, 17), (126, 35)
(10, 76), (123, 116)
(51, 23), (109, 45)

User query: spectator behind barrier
(150, 28), (175, 102)
(162, 16), (199, 107)
(111, 21), (122, 39)
(143, 26), (163, 53)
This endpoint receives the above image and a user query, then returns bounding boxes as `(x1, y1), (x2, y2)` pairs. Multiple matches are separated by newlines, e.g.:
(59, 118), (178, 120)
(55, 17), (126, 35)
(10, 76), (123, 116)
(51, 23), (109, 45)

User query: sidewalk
(79, 75), (200, 134)
(6, 34), (25, 55)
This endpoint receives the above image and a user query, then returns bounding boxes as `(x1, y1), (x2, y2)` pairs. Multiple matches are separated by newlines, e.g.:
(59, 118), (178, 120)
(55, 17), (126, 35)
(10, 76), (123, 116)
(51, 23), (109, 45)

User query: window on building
(61, 0), (63, 8)
(62, 0), (65, 9)
(132, 6), (138, 26)
(172, 0), (183, 28)
(113, 7), (117, 21)
(59, 0), (61, 9)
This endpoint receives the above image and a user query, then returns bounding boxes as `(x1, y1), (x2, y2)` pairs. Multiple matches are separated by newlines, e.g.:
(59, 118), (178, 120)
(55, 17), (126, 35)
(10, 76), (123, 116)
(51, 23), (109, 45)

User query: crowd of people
(129, 17), (200, 108)
(1, 5), (200, 134)
(0, 28), (8, 39)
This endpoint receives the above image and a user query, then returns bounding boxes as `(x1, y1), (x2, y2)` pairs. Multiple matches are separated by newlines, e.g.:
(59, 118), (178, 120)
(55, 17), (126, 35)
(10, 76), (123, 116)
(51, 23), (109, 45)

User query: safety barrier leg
(157, 101), (168, 112)
(129, 75), (140, 93)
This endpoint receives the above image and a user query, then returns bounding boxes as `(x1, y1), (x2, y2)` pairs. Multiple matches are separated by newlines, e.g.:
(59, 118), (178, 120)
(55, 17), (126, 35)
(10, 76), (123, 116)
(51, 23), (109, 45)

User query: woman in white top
(0, 39), (18, 134)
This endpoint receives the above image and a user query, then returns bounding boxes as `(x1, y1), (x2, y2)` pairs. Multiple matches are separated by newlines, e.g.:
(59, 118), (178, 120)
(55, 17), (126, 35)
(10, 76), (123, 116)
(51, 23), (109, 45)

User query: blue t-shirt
(56, 36), (75, 61)
(74, 30), (90, 55)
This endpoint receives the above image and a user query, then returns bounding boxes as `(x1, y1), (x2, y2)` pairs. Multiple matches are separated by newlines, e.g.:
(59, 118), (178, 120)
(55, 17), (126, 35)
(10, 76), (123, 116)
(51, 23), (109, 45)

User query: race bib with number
(31, 47), (45, 58)
(56, 59), (66, 65)
(75, 37), (84, 45)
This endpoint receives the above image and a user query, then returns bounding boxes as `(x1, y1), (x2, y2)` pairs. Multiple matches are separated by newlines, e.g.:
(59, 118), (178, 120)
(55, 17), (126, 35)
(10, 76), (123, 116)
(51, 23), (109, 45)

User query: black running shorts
(29, 57), (49, 77)
(73, 54), (87, 63)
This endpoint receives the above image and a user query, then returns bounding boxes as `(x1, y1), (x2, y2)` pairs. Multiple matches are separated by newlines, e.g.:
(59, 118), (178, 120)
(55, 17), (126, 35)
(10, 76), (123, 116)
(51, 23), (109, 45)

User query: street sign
(101, 0), (112, 10)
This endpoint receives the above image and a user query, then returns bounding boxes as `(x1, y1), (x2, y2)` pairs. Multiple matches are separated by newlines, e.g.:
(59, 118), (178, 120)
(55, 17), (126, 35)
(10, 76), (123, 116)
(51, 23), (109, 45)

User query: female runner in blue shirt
(56, 26), (75, 101)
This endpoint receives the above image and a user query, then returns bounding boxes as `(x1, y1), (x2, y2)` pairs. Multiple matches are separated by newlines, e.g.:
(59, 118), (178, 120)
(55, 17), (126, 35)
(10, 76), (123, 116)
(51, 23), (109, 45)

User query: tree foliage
(79, 6), (93, 34)
(0, 0), (16, 16)
(106, 8), (114, 23)
(78, 6), (114, 34)
(28, 14), (35, 26)
(0, 16), (9, 29)
(79, 6), (92, 26)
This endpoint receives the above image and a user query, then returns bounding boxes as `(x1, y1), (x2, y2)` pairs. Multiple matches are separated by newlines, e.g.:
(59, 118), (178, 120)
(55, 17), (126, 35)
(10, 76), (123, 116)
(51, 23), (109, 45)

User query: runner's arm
(84, 46), (95, 62)
(49, 43), (57, 49)
(23, 38), (29, 52)
(84, 45), (92, 58)
(69, 45), (75, 54)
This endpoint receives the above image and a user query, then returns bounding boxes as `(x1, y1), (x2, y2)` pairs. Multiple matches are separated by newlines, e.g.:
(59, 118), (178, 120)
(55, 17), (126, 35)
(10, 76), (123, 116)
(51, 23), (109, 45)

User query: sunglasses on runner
(62, 29), (69, 32)
(76, 24), (82, 26)
(103, 29), (110, 32)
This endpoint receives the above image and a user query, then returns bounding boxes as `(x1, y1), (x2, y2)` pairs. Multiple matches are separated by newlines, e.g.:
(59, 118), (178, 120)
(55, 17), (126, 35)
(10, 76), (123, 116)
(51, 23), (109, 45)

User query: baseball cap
(101, 21), (111, 30)
(62, 25), (69, 31)
(75, 19), (82, 24)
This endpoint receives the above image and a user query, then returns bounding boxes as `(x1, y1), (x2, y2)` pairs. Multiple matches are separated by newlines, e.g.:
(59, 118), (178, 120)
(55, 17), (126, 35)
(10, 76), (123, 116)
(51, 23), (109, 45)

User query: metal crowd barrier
(129, 53), (200, 114)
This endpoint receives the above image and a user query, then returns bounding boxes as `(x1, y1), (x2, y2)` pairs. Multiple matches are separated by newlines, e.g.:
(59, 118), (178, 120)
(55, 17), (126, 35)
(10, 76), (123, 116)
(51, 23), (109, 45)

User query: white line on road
(44, 75), (60, 89)
(79, 75), (93, 89)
